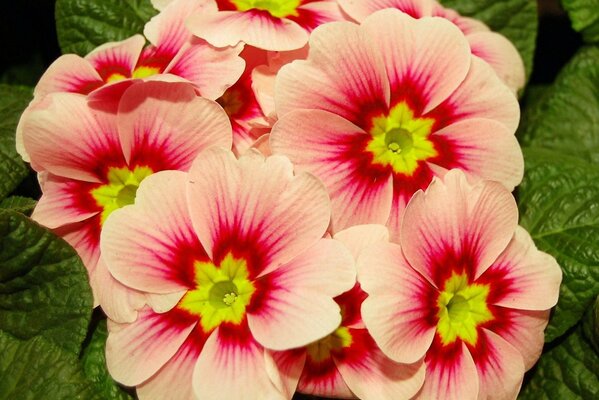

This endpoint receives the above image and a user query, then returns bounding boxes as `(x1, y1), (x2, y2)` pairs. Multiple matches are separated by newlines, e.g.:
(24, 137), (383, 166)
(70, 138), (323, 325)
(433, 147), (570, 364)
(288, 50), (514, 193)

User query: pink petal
(430, 57), (520, 133)
(401, 169), (518, 287)
(144, 0), (216, 54)
(101, 171), (207, 293)
(430, 118), (524, 190)
(117, 81), (232, 170)
(479, 226), (562, 310)
(415, 338), (478, 400)
(251, 64), (277, 119)
(275, 21), (390, 126)
(22, 93), (124, 182)
(333, 224), (390, 260)
(32, 174), (100, 229)
(187, 148), (331, 278)
(338, 0), (434, 22)
(358, 242), (437, 363)
(265, 349), (306, 398)
(106, 306), (197, 386)
(270, 110), (393, 233)
(247, 239), (356, 350)
(34, 55), (103, 96)
(137, 327), (207, 400)
(487, 308), (549, 370)
(92, 257), (146, 323)
(469, 329), (524, 400)
(86, 35), (145, 82)
(468, 32), (525, 94)
(361, 9), (471, 113)
(336, 329), (425, 400)
(145, 291), (187, 313)
(165, 38), (245, 100)
(291, 1), (349, 30)
(192, 324), (283, 399)
(298, 354), (354, 398)
(187, 10), (308, 51)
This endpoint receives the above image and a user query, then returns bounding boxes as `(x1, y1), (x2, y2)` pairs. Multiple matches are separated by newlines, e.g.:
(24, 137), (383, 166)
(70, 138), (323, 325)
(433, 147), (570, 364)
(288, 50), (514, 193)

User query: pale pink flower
(100, 148), (355, 399)
(337, 0), (525, 93)
(358, 169), (562, 400)
(271, 9), (523, 239)
(186, 0), (347, 51)
(269, 225), (425, 400)
(21, 81), (232, 322)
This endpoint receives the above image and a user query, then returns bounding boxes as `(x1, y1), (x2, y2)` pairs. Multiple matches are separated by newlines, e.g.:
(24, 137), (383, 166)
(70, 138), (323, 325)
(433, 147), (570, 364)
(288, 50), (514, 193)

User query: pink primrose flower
(21, 81), (232, 322)
(187, 0), (347, 51)
(358, 169), (562, 400)
(100, 148), (356, 399)
(270, 225), (425, 400)
(271, 9), (523, 240)
(337, 0), (525, 93)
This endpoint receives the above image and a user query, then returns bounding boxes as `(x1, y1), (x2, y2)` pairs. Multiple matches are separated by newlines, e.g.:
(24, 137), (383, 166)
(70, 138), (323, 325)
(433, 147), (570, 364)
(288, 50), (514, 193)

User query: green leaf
(0, 210), (93, 354)
(0, 85), (32, 201)
(518, 328), (599, 399)
(0, 196), (37, 214)
(81, 320), (132, 400)
(583, 295), (599, 354)
(0, 332), (100, 400)
(519, 46), (599, 162)
(440, 0), (537, 82)
(55, 0), (158, 56)
(561, 0), (599, 43)
(518, 148), (599, 342)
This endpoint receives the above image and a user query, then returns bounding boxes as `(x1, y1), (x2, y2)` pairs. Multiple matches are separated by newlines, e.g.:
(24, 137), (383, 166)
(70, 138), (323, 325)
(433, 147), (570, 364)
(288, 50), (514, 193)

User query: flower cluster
(17, 0), (561, 399)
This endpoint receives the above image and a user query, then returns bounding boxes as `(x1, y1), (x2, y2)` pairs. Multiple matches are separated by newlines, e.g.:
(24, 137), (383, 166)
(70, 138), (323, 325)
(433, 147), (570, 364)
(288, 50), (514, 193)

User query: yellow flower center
(230, 0), (301, 18)
(366, 102), (437, 176)
(178, 253), (256, 332)
(90, 166), (153, 224)
(106, 73), (128, 83)
(132, 65), (161, 79)
(306, 326), (352, 362)
(436, 273), (493, 346)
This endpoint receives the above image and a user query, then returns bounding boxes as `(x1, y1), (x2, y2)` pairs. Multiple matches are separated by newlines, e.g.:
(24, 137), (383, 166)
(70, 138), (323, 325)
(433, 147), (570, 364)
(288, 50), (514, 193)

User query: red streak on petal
(136, 45), (173, 73)
(475, 265), (518, 305)
(426, 333), (464, 370)
(335, 283), (368, 327)
(211, 224), (270, 279)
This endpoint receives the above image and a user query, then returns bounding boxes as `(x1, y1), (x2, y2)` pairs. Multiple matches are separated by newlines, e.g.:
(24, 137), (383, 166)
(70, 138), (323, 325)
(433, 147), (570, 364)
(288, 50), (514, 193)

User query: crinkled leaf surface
(81, 320), (132, 400)
(518, 328), (599, 399)
(0, 332), (100, 400)
(519, 46), (599, 162)
(561, 0), (599, 43)
(440, 0), (537, 81)
(583, 295), (599, 354)
(0, 196), (37, 214)
(518, 148), (599, 342)
(0, 210), (92, 354)
(0, 85), (31, 201)
(55, 0), (157, 56)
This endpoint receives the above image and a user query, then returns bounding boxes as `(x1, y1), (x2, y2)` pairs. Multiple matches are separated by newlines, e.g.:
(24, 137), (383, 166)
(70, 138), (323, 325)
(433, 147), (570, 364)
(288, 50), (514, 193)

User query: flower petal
(106, 306), (196, 386)
(85, 35), (145, 82)
(470, 329), (525, 400)
(187, 10), (308, 51)
(338, 0), (434, 22)
(480, 226), (562, 310)
(358, 242), (437, 363)
(187, 148), (331, 278)
(468, 32), (525, 94)
(333, 224), (390, 260)
(117, 81), (232, 170)
(401, 169), (518, 286)
(137, 326), (207, 400)
(430, 118), (524, 190)
(361, 9), (471, 113)
(336, 329), (425, 400)
(265, 349), (306, 398)
(271, 109), (393, 233)
(165, 38), (245, 100)
(415, 339), (478, 400)
(248, 239), (356, 350)
(192, 324), (284, 399)
(275, 21), (390, 126)
(101, 171), (206, 293)
(34, 55), (103, 96)
(22, 93), (123, 182)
